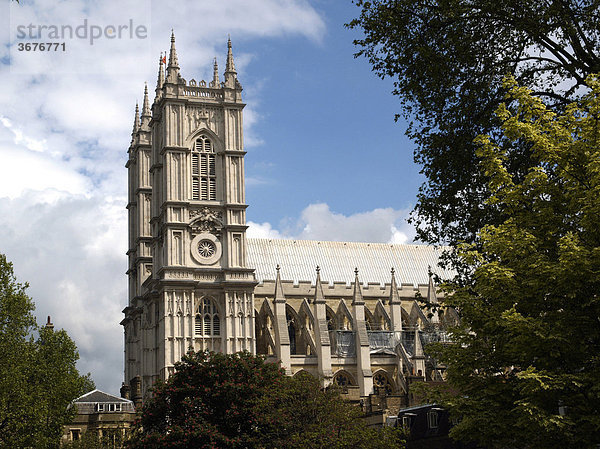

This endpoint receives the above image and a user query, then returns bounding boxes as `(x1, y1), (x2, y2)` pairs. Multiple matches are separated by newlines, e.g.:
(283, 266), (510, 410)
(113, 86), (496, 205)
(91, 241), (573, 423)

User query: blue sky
(0, 0), (421, 392)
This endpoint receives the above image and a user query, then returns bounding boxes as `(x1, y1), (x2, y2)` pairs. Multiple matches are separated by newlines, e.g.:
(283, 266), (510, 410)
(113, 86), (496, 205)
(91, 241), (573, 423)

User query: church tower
(122, 34), (256, 400)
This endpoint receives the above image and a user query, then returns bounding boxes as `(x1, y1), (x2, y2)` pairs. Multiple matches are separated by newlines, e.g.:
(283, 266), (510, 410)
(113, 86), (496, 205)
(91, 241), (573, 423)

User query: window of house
(191, 136), (216, 201)
(71, 429), (81, 441)
(402, 415), (412, 429)
(95, 403), (104, 412)
(195, 297), (220, 336)
(427, 410), (439, 429)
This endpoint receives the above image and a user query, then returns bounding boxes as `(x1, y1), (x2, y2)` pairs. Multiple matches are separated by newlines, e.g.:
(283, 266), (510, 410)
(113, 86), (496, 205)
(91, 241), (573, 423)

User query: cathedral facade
(122, 34), (457, 405)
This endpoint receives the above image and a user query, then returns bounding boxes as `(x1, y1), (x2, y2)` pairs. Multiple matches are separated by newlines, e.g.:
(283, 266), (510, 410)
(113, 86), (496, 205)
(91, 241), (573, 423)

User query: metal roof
(247, 238), (452, 286)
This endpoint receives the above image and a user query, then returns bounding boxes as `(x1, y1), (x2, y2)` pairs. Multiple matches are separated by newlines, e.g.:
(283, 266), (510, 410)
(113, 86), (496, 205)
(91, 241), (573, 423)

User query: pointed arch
(336, 300), (354, 331)
(260, 299), (276, 333)
(374, 300), (392, 331)
(299, 299), (315, 331)
(364, 306), (376, 331)
(255, 310), (269, 355)
(325, 304), (337, 331)
(185, 126), (222, 152)
(194, 296), (220, 337)
(401, 306), (412, 328)
(292, 369), (314, 379)
(372, 369), (396, 395)
(286, 304), (302, 355)
(190, 134), (216, 201)
(409, 300), (429, 329)
(296, 302), (317, 356)
(333, 369), (356, 388)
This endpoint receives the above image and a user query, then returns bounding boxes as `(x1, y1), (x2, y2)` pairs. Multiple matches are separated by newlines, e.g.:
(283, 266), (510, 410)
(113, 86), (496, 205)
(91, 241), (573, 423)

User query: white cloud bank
(248, 203), (415, 244)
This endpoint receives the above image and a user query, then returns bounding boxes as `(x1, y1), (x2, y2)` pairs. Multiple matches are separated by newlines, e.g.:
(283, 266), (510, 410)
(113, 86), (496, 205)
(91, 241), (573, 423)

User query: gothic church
(122, 34), (457, 406)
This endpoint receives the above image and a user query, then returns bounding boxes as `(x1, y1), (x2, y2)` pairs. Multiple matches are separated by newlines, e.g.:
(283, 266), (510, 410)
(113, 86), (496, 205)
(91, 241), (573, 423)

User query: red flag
(161, 56), (166, 65)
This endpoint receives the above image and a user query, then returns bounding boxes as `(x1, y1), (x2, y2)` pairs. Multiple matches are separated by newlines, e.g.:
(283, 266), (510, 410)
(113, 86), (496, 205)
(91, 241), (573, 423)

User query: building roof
(74, 389), (132, 404)
(247, 238), (452, 286)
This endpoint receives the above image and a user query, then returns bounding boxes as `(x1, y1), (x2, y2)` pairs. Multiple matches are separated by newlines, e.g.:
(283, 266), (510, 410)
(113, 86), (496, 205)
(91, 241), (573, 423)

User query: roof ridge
(246, 237), (439, 248)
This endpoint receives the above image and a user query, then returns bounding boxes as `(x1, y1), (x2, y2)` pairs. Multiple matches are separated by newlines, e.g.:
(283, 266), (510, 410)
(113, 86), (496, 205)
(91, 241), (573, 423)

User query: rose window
(197, 240), (216, 258)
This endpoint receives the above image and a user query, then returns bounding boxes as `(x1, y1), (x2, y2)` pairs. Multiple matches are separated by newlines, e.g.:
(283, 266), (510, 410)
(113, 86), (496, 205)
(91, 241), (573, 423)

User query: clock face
(197, 240), (216, 258)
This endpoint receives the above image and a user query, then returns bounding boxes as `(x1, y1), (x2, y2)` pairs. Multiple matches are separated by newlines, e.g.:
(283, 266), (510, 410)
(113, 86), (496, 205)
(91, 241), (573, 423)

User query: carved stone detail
(189, 207), (223, 236)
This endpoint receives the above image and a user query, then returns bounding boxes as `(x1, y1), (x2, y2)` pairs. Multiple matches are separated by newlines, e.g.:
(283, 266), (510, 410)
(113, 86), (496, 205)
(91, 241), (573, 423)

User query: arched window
(333, 371), (354, 388)
(191, 136), (216, 200)
(195, 297), (220, 336)
(373, 371), (394, 395)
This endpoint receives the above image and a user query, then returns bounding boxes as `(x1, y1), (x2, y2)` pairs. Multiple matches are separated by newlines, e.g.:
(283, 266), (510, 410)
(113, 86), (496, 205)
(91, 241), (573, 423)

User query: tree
(348, 0), (600, 247)
(127, 351), (404, 449)
(0, 254), (94, 448)
(63, 428), (126, 449)
(423, 76), (600, 448)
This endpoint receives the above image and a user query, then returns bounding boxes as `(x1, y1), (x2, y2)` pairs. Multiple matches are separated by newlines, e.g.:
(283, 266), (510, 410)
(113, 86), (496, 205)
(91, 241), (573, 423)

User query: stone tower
(122, 34), (256, 399)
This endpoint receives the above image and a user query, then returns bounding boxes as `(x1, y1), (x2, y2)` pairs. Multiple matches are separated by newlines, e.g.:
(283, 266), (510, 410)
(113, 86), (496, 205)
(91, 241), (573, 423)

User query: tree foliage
(348, 0), (600, 246)
(127, 351), (404, 449)
(0, 254), (94, 448)
(425, 77), (600, 448)
(63, 428), (126, 449)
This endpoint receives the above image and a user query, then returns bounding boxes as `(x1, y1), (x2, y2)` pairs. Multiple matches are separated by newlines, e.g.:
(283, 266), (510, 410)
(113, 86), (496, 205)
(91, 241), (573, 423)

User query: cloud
(0, 192), (127, 391)
(247, 221), (284, 239)
(249, 202), (416, 244)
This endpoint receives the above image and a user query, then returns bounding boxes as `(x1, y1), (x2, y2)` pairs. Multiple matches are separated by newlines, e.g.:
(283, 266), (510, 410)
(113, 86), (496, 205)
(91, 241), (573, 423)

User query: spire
(225, 37), (236, 74)
(352, 268), (365, 305)
(313, 266), (325, 304)
(140, 83), (151, 129)
(389, 267), (401, 304)
(132, 102), (139, 135)
(209, 57), (220, 88)
(167, 30), (180, 83)
(274, 264), (286, 303)
(45, 315), (54, 330)
(224, 37), (238, 88)
(155, 51), (165, 97)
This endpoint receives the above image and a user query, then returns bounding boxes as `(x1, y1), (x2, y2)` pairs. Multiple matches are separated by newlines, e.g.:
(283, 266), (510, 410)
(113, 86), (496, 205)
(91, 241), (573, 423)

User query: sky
(0, 0), (422, 393)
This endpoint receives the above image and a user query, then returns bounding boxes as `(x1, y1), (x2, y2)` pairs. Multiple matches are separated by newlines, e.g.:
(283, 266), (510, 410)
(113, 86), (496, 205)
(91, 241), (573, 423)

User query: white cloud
(0, 192), (127, 391)
(247, 221), (284, 239)
(250, 203), (416, 244)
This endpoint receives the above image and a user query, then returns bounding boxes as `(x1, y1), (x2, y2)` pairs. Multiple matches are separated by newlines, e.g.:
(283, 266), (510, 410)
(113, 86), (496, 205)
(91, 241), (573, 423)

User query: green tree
(63, 428), (126, 449)
(0, 254), (94, 448)
(348, 0), (600, 247)
(425, 76), (600, 448)
(127, 351), (404, 449)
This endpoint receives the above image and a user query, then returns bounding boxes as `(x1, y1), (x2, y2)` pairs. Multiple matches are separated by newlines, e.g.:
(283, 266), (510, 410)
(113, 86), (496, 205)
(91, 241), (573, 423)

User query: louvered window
(195, 314), (202, 335)
(195, 297), (220, 336)
(191, 136), (216, 200)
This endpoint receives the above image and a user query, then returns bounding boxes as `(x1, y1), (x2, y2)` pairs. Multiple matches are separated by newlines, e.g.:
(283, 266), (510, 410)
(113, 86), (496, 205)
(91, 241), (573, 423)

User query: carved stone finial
(276, 264), (280, 272)
(316, 265), (320, 274)
(354, 267), (359, 276)
(391, 267), (395, 275)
